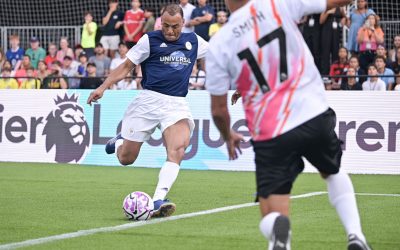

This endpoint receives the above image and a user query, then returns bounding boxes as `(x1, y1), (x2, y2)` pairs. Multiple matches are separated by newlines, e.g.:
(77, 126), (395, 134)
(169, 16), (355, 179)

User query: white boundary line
(0, 191), (398, 249)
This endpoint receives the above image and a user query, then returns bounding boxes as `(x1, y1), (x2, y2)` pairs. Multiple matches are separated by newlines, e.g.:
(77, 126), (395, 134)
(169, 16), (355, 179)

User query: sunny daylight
(0, 0), (399, 250)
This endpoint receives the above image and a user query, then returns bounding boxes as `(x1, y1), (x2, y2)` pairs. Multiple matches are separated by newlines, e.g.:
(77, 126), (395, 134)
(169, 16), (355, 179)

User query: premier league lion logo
(42, 93), (91, 163)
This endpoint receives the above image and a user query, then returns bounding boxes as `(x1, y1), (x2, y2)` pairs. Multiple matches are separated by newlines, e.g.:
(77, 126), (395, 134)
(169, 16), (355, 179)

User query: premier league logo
(42, 93), (91, 163)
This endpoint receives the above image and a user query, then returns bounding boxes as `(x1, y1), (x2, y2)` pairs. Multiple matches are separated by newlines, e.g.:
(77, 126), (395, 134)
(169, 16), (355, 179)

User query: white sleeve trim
(126, 34), (150, 65)
(196, 34), (209, 59)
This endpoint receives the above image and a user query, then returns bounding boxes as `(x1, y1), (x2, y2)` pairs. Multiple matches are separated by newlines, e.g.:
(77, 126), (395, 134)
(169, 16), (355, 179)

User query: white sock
(115, 139), (123, 156)
(153, 161), (180, 201)
(326, 171), (366, 242)
(259, 212), (281, 241)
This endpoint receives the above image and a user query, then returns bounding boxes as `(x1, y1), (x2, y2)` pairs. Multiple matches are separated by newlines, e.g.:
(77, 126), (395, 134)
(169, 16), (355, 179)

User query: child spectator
(44, 42), (58, 68)
(37, 60), (49, 81)
(143, 7), (155, 33)
(14, 55), (33, 85)
(42, 61), (68, 89)
(101, 0), (124, 59)
(21, 67), (40, 89)
(0, 68), (19, 89)
(56, 37), (74, 63)
(346, 55), (367, 84)
(123, 0), (145, 49)
(77, 52), (89, 77)
(329, 47), (349, 90)
(375, 55), (395, 90)
(5, 34), (25, 71)
(341, 67), (362, 90)
(81, 11), (97, 58)
(362, 64), (386, 91)
(25, 36), (46, 69)
(110, 42), (129, 89)
(79, 62), (103, 89)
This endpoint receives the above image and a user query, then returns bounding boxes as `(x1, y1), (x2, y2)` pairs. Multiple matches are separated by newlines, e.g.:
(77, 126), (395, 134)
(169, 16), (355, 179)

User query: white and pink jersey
(206, 0), (330, 141)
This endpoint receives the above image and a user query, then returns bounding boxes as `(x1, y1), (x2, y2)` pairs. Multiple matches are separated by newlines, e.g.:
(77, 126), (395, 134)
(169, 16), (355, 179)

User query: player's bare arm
(87, 59), (135, 105)
(231, 90), (241, 105)
(211, 94), (243, 160)
(326, 0), (352, 9)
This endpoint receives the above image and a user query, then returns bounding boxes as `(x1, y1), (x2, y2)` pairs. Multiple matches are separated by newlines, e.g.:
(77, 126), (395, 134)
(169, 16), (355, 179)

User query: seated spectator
(113, 72), (137, 90)
(341, 67), (362, 90)
(42, 61), (68, 89)
(62, 56), (80, 89)
(2, 61), (12, 74)
(394, 73), (400, 91)
(346, 0), (375, 55)
(329, 47), (349, 90)
(189, 0), (215, 41)
(37, 60), (49, 81)
(5, 34), (24, 71)
(345, 55), (366, 84)
(143, 7), (155, 33)
(44, 42), (58, 68)
(388, 35), (400, 63)
(209, 11), (227, 38)
(25, 36), (46, 69)
(362, 64), (386, 91)
(77, 52), (89, 77)
(0, 49), (6, 73)
(189, 61), (206, 90)
(101, 0), (124, 59)
(0, 67), (19, 89)
(89, 43), (111, 76)
(110, 42), (129, 89)
(376, 44), (391, 66)
(375, 55), (395, 90)
(74, 44), (84, 61)
(56, 37), (74, 63)
(14, 55), (33, 85)
(79, 62), (103, 89)
(81, 11), (97, 58)
(390, 47), (400, 74)
(21, 67), (40, 89)
(357, 14), (384, 71)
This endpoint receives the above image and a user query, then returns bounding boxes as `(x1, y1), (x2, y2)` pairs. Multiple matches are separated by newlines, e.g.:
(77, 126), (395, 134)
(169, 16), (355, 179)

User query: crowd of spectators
(0, 0), (399, 91)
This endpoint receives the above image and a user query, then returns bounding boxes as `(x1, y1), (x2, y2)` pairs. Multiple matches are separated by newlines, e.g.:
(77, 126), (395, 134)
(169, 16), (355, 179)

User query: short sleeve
(196, 35), (209, 59)
(205, 48), (231, 96)
(126, 34), (150, 65)
(283, 0), (327, 23)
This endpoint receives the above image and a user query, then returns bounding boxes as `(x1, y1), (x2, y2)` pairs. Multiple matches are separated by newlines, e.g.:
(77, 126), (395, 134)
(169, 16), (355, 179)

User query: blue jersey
(6, 47), (25, 69)
(126, 30), (208, 97)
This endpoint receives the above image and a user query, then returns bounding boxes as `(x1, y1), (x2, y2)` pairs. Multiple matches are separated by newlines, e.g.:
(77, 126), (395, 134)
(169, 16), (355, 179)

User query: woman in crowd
(56, 37), (74, 63)
(388, 35), (400, 63)
(341, 67), (362, 90)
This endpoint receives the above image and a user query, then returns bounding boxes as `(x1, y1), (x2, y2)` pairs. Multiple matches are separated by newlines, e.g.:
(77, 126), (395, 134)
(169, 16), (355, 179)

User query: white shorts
(100, 35), (120, 50)
(121, 90), (195, 142)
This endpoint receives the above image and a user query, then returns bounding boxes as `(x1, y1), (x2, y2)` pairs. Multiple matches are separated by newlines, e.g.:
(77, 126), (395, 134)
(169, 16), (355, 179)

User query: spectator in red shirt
(329, 47), (349, 90)
(123, 0), (145, 49)
(44, 42), (58, 68)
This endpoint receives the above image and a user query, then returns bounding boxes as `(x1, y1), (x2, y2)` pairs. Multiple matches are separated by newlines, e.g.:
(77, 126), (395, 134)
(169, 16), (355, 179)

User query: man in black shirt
(100, 0), (124, 59)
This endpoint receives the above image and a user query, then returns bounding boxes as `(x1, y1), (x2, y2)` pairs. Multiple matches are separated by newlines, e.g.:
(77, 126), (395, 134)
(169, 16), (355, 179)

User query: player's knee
(167, 146), (186, 162)
(118, 153), (138, 166)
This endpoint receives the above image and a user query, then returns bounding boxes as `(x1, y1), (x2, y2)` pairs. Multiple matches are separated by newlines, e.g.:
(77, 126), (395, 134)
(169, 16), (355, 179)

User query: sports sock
(115, 139), (123, 156)
(326, 171), (366, 243)
(153, 161), (180, 201)
(259, 212), (281, 240)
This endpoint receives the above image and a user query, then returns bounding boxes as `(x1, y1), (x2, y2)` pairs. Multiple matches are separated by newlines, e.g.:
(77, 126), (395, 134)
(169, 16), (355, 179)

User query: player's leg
(304, 108), (370, 250)
(151, 119), (191, 218)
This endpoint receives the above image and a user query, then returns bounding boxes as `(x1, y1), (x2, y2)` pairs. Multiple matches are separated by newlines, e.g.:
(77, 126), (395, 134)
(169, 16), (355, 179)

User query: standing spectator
(329, 47), (349, 90)
(110, 42), (129, 89)
(302, 14), (322, 70)
(5, 34), (24, 71)
(341, 67), (362, 90)
(388, 35), (400, 63)
(37, 60), (48, 81)
(208, 11), (228, 38)
(81, 11), (97, 58)
(0, 49), (6, 73)
(180, 0), (196, 33)
(101, 0), (124, 59)
(320, 7), (346, 76)
(0, 68), (19, 89)
(346, 0), (375, 55)
(346, 55), (367, 84)
(62, 56), (80, 89)
(390, 47), (400, 74)
(42, 61), (68, 89)
(21, 67), (41, 89)
(362, 64), (386, 91)
(89, 43), (111, 77)
(154, 6), (164, 31)
(79, 62), (103, 89)
(56, 37), (74, 63)
(142, 7), (155, 33)
(189, 0), (215, 41)
(357, 14), (384, 71)
(25, 36), (46, 69)
(44, 42), (58, 68)
(375, 55), (395, 90)
(77, 52), (89, 77)
(123, 0), (145, 49)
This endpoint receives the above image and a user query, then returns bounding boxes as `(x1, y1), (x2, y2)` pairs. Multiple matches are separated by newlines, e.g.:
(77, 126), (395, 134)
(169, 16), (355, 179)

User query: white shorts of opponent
(121, 90), (195, 142)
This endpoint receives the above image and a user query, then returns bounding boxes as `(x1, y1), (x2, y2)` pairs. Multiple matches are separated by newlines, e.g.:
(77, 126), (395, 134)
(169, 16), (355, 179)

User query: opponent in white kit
(206, 0), (371, 249)
(87, 3), (208, 218)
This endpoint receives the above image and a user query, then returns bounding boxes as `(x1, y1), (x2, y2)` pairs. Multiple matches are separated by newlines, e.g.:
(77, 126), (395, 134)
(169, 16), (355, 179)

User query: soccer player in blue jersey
(87, 4), (208, 218)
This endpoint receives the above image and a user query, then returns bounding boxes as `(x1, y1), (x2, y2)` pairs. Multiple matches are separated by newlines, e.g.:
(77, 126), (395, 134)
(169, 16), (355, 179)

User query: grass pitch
(0, 162), (399, 249)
